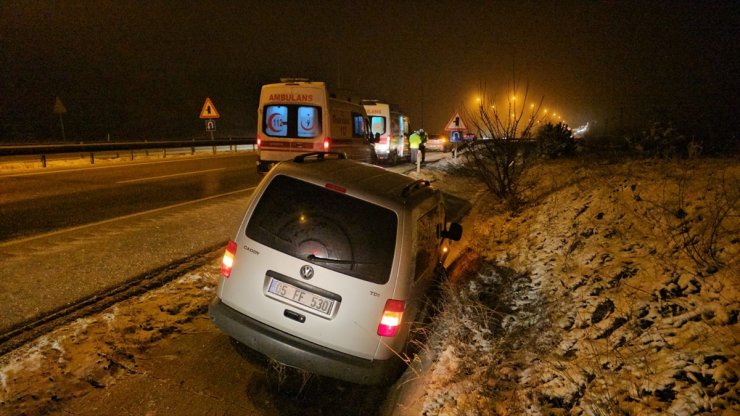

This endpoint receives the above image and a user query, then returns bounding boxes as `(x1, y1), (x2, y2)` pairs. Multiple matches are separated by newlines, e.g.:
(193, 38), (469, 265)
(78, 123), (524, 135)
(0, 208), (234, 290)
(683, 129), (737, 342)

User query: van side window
(263, 105), (322, 138)
(390, 115), (400, 136)
(352, 113), (367, 138)
(413, 204), (443, 281)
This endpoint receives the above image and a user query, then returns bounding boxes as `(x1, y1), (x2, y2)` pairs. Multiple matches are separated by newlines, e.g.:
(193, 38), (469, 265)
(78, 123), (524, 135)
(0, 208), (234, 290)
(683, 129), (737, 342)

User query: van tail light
(377, 299), (405, 337)
(325, 182), (347, 193)
(221, 240), (238, 278)
(323, 137), (331, 151)
(378, 137), (389, 151)
(256, 136), (262, 148)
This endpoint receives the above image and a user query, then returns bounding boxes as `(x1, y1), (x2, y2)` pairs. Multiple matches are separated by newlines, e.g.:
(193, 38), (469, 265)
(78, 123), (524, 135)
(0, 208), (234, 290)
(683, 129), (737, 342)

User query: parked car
(425, 133), (453, 152)
(209, 152), (463, 385)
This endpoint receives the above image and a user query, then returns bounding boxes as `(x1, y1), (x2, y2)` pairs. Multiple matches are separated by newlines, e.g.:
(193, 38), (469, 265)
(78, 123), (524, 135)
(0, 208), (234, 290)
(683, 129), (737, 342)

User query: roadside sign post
(199, 97), (221, 141)
(53, 97), (67, 141)
(444, 112), (467, 159)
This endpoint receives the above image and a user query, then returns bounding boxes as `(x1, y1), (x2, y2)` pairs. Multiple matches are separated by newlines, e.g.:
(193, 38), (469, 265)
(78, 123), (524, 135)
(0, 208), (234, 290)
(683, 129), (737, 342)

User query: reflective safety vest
(409, 133), (421, 149)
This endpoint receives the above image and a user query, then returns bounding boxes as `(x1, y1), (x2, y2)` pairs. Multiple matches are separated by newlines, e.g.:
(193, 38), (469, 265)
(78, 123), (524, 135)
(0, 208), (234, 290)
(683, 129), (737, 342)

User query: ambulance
(362, 100), (410, 165)
(256, 79), (378, 173)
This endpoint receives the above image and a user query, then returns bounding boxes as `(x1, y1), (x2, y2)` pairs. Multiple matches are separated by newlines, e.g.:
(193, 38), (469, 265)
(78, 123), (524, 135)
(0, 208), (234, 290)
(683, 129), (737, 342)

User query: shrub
(536, 122), (576, 158)
(626, 122), (692, 158)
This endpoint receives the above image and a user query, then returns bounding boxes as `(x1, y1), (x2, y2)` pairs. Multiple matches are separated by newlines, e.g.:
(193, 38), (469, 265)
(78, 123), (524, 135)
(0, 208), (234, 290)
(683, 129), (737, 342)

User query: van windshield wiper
(307, 254), (373, 265)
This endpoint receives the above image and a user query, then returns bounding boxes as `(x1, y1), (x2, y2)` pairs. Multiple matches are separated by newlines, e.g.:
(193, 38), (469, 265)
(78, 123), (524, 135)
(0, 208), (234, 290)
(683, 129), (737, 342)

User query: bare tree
(460, 79), (544, 208)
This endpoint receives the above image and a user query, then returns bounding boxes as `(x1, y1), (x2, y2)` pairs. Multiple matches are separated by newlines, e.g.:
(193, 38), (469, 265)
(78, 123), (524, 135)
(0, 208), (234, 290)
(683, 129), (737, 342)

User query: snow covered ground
(1, 154), (737, 415)
(390, 156), (739, 415)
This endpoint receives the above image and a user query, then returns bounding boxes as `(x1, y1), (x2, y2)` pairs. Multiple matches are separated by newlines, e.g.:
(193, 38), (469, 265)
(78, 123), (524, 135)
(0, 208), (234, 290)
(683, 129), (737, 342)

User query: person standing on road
(409, 130), (421, 163)
(418, 129), (428, 163)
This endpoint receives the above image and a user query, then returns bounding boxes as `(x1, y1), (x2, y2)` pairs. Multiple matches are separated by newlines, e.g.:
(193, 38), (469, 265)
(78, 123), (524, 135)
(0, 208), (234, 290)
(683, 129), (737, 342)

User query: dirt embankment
(424, 158), (739, 414)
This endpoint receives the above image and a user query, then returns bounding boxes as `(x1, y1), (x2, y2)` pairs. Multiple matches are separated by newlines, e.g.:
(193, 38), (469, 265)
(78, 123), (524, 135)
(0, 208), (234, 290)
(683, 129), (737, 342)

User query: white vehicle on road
(256, 79), (377, 173)
(362, 100), (410, 165)
(209, 153), (462, 384)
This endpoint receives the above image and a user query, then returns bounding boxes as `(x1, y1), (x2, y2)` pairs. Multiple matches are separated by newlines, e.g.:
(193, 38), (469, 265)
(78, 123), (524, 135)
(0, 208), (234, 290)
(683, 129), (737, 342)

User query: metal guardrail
(0, 138), (256, 156)
(0, 138), (257, 167)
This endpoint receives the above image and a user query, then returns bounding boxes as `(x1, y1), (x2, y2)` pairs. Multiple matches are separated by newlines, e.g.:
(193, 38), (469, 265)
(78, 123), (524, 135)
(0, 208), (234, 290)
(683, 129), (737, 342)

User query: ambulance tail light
(323, 137), (331, 151)
(377, 299), (405, 337)
(221, 240), (238, 278)
(256, 136), (262, 149)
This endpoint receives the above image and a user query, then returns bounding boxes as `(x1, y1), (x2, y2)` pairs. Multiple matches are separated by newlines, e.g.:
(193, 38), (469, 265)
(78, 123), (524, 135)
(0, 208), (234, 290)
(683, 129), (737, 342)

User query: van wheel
(257, 160), (272, 174)
(406, 294), (436, 360)
(370, 149), (379, 165)
(388, 150), (399, 165)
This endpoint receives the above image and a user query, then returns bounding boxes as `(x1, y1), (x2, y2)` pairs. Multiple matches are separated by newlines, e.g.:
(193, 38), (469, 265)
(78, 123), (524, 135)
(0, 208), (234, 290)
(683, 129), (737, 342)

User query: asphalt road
(0, 152), (263, 334)
(0, 153), (262, 242)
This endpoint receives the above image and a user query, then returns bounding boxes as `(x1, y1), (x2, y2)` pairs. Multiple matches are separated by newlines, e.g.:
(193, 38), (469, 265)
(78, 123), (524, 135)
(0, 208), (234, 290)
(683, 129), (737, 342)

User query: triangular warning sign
(53, 97), (67, 114)
(444, 112), (467, 131)
(199, 97), (220, 119)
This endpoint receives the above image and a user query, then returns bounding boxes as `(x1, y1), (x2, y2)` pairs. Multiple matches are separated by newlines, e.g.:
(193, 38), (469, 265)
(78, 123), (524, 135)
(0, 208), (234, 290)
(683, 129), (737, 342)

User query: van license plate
(268, 279), (335, 316)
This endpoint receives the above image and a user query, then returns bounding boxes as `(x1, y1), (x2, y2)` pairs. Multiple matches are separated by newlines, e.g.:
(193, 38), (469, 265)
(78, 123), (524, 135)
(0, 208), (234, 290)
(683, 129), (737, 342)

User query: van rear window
(263, 105), (322, 138)
(246, 175), (397, 284)
(370, 116), (386, 136)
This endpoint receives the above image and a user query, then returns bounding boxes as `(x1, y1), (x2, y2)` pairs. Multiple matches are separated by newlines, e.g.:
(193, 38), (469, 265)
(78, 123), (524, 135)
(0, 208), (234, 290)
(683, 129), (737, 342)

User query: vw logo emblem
(300, 265), (314, 280)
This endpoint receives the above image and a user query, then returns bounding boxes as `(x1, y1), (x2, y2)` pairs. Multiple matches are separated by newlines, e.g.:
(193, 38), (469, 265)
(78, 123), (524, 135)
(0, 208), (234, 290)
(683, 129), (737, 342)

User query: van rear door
(258, 83), (327, 164)
(220, 175), (401, 360)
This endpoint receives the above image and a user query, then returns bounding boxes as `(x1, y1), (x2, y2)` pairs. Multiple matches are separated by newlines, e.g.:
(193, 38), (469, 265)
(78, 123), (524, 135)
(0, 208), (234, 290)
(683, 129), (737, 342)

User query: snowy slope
(392, 157), (738, 415)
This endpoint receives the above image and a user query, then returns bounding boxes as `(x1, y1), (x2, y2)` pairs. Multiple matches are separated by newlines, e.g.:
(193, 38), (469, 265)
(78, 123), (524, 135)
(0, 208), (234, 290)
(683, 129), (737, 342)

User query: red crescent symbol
(301, 117), (312, 130)
(267, 113), (281, 133)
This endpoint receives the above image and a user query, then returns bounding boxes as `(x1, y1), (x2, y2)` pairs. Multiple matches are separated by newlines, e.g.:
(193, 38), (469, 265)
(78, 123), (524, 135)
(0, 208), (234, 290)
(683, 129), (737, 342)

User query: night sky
(1, 1), (738, 142)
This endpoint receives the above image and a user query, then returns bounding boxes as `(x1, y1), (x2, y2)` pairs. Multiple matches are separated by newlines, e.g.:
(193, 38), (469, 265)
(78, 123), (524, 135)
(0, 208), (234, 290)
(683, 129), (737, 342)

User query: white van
(362, 100), (410, 165)
(209, 153), (463, 385)
(256, 79), (378, 173)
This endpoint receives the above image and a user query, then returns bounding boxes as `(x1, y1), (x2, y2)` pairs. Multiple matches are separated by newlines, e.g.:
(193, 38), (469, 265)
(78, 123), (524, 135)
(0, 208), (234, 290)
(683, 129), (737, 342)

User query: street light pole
(420, 81), (424, 128)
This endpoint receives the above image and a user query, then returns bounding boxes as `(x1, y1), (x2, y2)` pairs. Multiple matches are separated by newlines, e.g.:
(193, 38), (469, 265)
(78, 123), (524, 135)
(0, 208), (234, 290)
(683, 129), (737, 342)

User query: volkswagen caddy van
(256, 79), (378, 173)
(209, 152), (462, 385)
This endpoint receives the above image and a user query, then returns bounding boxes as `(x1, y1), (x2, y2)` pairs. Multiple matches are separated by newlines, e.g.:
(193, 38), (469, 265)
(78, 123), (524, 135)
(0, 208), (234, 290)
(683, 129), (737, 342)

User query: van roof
(275, 78), (322, 85)
(264, 80), (325, 88)
(270, 156), (436, 210)
(362, 100), (403, 112)
(262, 81), (363, 104)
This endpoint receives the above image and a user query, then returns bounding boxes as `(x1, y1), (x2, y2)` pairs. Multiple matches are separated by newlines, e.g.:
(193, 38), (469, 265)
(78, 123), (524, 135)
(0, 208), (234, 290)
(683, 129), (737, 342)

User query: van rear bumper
(208, 297), (402, 385)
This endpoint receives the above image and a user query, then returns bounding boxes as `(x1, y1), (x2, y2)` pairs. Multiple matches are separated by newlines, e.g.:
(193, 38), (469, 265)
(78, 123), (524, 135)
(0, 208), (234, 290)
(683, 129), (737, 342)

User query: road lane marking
(0, 152), (254, 178)
(116, 168), (226, 184)
(0, 187), (257, 248)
